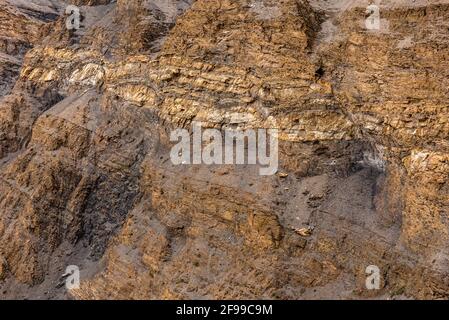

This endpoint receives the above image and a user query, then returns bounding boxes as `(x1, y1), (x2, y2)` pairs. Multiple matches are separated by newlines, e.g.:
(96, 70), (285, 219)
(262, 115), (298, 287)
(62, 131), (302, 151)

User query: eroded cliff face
(0, 0), (448, 299)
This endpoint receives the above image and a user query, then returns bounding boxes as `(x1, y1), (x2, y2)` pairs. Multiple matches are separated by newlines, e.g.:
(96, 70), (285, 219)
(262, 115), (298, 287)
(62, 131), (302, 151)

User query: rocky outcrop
(0, 0), (448, 299)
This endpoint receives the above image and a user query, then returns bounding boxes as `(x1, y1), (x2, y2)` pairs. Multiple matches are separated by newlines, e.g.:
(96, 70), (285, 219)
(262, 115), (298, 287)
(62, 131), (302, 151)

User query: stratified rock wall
(0, 0), (448, 299)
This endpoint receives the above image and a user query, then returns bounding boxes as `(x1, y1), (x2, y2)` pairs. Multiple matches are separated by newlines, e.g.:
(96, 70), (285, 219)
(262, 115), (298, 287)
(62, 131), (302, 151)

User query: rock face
(0, 0), (448, 299)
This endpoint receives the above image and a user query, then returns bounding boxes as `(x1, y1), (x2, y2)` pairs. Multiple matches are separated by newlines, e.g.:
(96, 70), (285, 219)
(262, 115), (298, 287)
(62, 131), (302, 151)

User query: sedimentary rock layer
(0, 0), (447, 299)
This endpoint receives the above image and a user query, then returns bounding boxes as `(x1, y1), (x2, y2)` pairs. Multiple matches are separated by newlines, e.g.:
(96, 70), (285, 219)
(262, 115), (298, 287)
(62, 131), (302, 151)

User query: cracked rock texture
(0, 0), (448, 299)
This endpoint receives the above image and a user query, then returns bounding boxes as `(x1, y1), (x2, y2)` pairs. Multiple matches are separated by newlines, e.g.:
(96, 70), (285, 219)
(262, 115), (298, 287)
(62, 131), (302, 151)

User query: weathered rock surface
(0, 0), (448, 299)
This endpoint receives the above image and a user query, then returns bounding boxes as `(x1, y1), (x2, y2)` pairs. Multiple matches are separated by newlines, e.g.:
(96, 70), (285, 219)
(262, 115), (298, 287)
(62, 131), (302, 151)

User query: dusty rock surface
(0, 0), (448, 299)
